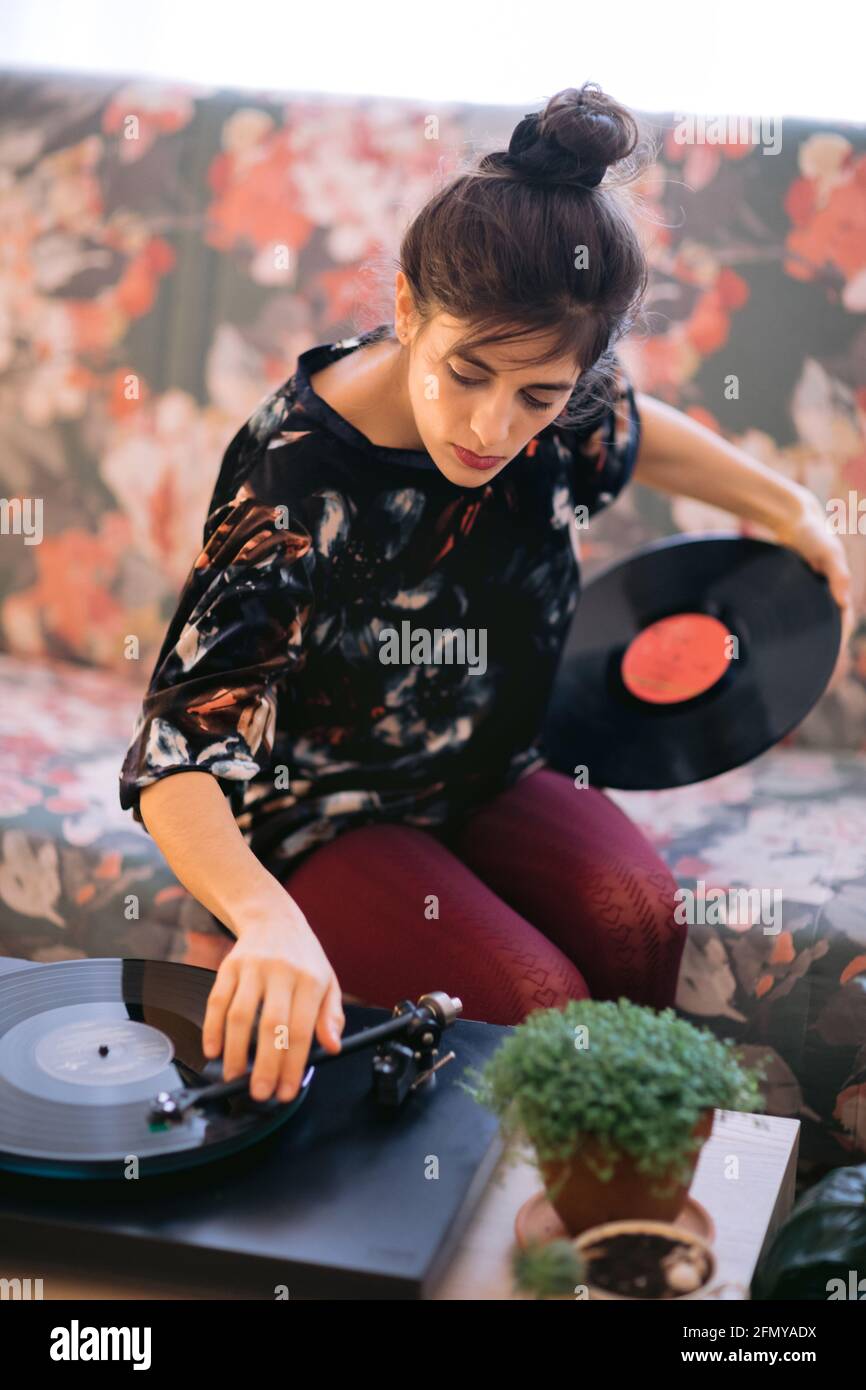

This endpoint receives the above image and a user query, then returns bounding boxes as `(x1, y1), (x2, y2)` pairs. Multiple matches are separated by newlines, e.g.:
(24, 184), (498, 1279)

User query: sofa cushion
(607, 752), (866, 1179)
(1, 651), (865, 1178)
(0, 652), (232, 971)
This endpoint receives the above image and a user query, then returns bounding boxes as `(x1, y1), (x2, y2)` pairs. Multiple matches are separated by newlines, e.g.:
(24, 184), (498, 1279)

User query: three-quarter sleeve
(559, 353), (642, 518)
(118, 467), (317, 832)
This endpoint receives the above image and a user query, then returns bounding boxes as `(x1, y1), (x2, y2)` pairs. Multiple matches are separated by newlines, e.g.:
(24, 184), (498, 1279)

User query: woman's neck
(312, 332), (424, 451)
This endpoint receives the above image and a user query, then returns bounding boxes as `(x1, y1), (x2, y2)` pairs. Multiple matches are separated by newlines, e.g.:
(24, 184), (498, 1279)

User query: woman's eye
(446, 362), (552, 413)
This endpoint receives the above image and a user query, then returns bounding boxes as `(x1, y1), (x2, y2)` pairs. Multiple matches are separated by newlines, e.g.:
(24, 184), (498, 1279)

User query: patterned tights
(280, 768), (686, 1026)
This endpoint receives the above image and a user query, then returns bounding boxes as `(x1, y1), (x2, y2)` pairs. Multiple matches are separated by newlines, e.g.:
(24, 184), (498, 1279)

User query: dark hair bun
(487, 82), (640, 191)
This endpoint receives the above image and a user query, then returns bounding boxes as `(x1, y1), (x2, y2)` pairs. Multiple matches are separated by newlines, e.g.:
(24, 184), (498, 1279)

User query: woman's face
(398, 309), (581, 487)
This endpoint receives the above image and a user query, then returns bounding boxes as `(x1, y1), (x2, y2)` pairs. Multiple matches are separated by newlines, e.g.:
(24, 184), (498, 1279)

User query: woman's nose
(469, 413), (512, 452)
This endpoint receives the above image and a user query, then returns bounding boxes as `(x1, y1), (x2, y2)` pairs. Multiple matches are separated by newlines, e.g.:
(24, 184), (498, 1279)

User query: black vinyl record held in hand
(540, 533), (842, 791)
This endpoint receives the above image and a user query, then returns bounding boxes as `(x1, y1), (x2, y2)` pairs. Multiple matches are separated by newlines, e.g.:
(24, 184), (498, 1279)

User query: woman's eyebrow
(452, 347), (575, 392)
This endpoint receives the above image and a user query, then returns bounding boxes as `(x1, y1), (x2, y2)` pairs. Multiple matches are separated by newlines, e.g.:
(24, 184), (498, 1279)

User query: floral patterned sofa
(0, 71), (864, 1185)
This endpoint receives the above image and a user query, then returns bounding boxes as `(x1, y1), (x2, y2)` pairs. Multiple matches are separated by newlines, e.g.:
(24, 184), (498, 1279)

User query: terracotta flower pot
(537, 1107), (715, 1236)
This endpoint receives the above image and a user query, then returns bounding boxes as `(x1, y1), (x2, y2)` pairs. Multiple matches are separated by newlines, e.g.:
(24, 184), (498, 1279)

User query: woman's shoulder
(205, 342), (358, 522)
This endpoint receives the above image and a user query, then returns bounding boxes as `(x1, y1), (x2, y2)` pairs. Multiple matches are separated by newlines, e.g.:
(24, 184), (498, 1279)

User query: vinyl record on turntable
(541, 533), (842, 791)
(0, 958), (311, 1179)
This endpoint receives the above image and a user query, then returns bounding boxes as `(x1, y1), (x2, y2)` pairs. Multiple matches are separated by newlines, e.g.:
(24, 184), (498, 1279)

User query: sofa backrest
(0, 72), (863, 749)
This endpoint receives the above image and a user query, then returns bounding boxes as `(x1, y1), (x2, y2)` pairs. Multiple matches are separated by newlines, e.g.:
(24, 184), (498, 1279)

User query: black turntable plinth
(0, 958), (512, 1299)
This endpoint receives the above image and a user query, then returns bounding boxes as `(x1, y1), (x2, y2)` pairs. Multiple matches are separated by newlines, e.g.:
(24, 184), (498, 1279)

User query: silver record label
(33, 1011), (174, 1085)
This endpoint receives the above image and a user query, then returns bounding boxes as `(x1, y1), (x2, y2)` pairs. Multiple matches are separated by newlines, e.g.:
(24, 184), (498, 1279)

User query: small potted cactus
(461, 997), (768, 1235)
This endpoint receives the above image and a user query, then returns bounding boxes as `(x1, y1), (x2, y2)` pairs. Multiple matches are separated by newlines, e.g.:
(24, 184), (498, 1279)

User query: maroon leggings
(280, 769), (685, 1026)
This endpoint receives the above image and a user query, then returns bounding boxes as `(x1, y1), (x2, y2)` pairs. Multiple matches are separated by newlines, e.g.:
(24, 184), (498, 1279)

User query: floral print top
(118, 322), (641, 876)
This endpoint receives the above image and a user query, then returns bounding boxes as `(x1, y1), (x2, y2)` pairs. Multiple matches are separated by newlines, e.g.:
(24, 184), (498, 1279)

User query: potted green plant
(461, 997), (768, 1235)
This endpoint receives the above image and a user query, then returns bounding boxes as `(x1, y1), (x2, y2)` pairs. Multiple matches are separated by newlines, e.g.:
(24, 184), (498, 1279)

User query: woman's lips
(452, 444), (505, 470)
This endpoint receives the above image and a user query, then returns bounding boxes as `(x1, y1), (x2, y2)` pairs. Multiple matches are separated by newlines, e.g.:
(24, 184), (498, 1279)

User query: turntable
(0, 957), (511, 1299)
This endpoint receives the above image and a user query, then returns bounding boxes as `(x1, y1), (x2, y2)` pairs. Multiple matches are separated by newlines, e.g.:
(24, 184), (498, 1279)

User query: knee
(576, 854), (685, 1004)
(622, 859), (685, 950)
(459, 928), (591, 1026)
(643, 861), (684, 931)
(619, 860), (687, 1005)
(514, 947), (592, 1021)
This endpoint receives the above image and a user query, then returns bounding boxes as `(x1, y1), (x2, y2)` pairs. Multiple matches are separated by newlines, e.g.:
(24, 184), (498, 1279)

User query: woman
(119, 83), (853, 1106)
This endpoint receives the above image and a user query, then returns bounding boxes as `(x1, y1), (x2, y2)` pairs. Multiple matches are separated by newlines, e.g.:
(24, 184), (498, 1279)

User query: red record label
(620, 612), (732, 705)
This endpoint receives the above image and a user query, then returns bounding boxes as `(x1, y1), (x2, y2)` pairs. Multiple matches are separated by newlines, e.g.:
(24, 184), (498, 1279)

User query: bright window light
(1, 0), (862, 123)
